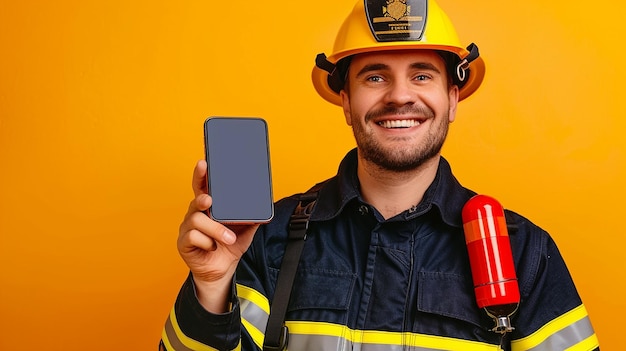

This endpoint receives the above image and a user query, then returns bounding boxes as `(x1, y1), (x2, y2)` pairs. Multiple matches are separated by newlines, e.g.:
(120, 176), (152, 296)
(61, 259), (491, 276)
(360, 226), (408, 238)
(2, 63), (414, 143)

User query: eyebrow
(354, 62), (442, 78)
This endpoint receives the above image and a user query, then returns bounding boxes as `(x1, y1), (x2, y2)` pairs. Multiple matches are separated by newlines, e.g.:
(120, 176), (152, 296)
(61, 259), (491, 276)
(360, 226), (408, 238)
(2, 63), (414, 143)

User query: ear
(447, 85), (459, 123)
(340, 90), (352, 126)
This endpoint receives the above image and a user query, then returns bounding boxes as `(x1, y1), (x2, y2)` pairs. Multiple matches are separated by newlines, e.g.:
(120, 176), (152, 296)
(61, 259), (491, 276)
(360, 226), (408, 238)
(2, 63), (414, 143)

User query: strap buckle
(288, 196), (316, 239)
(263, 326), (289, 351)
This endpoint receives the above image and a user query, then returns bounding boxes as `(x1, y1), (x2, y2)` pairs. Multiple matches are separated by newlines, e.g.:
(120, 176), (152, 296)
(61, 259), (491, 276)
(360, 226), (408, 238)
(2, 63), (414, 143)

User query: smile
(377, 119), (421, 128)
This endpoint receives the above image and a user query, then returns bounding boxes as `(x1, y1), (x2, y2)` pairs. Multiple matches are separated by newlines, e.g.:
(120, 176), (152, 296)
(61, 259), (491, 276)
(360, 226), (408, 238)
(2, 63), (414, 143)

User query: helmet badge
(365, 0), (427, 42)
(383, 0), (411, 21)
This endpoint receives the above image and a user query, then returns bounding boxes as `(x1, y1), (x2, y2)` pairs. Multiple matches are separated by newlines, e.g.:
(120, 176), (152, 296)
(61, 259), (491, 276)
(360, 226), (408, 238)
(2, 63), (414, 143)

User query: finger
(181, 211), (237, 246)
(180, 228), (217, 252)
(185, 193), (213, 218)
(192, 159), (208, 197)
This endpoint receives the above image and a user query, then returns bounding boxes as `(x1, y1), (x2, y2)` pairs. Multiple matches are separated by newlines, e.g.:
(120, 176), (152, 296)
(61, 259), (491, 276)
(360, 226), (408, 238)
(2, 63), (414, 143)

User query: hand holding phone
(177, 159), (262, 313)
(204, 117), (274, 224)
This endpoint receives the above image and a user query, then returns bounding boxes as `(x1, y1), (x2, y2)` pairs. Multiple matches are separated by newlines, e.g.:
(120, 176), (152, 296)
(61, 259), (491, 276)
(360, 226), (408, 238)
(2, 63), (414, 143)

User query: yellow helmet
(312, 0), (485, 106)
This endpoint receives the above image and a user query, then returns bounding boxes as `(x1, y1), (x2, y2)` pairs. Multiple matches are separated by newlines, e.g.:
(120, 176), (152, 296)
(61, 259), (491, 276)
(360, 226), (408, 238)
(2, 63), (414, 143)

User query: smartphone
(203, 117), (274, 223)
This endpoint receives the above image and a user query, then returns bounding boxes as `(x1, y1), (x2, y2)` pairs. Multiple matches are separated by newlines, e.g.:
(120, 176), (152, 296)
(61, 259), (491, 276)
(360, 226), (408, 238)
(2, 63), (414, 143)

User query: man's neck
(357, 155), (440, 220)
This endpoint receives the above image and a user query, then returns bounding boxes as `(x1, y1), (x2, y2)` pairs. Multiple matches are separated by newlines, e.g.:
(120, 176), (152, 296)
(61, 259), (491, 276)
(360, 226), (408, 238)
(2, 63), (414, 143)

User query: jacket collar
(309, 148), (475, 228)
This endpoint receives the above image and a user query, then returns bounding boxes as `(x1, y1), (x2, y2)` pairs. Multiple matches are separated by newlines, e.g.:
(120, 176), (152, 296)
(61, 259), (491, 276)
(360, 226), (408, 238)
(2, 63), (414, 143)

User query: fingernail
(222, 230), (236, 245)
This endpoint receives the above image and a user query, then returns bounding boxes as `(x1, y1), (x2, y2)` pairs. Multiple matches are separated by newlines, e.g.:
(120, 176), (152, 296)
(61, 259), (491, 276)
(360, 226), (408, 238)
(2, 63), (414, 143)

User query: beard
(351, 104), (449, 172)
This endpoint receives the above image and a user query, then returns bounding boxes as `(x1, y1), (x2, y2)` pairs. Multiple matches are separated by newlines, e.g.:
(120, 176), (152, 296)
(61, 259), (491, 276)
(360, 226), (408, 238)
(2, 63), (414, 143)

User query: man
(161, 0), (599, 350)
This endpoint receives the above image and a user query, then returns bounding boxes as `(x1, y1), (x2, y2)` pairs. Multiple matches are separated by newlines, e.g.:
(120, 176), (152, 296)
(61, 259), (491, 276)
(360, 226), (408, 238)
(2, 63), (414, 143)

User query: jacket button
(358, 205), (369, 216)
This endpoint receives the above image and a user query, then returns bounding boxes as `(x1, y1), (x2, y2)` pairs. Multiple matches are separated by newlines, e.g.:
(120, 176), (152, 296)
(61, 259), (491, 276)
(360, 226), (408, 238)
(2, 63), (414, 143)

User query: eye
(414, 74), (431, 81)
(366, 75), (385, 83)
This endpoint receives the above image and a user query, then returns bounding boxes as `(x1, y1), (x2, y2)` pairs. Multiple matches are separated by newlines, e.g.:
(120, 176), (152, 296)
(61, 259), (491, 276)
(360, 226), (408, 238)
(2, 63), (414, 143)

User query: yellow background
(0, 0), (622, 349)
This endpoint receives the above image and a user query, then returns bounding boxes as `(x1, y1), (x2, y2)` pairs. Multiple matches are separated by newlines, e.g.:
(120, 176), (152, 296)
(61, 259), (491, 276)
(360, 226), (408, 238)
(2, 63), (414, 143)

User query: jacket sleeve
(158, 196), (298, 351)
(507, 213), (600, 351)
(160, 273), (242, 351)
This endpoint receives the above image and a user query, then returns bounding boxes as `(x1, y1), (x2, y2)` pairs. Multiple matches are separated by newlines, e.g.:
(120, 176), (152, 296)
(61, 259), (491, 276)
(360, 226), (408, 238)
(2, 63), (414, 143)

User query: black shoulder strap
(262, 185), (321, 351)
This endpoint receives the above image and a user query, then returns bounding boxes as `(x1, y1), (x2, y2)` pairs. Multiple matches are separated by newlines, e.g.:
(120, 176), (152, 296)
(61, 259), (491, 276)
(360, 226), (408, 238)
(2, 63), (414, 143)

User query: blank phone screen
(204, 117), (274, 223)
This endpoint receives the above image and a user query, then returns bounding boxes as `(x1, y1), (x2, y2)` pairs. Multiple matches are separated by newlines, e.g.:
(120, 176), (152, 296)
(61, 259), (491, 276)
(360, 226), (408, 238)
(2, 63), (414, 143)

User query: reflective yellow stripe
(287, 321), (502, 350)
(237, 283), (270, 314)
(511, 305), (598, 350)
(165, 306), (219, 351)
(238, 283), (270, 348)
(241, 317), (264, 349)
(161, 328), (174, 351)
(237, 284), (502, 350)
(287, 320), (346, 337)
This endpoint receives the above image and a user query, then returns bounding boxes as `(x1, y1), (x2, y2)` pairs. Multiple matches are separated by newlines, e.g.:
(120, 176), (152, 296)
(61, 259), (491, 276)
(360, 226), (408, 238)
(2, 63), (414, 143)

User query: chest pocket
(417, 271), (485, 328)
(286, 268), (355, 322)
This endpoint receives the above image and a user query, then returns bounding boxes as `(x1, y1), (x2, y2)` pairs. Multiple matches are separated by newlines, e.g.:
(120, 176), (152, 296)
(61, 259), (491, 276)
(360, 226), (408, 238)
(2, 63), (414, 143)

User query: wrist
(192, 273), (234, 314)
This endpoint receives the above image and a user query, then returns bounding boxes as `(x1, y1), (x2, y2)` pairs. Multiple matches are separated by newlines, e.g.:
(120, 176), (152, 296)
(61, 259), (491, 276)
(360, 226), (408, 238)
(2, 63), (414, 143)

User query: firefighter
(162, 1), (599, 350)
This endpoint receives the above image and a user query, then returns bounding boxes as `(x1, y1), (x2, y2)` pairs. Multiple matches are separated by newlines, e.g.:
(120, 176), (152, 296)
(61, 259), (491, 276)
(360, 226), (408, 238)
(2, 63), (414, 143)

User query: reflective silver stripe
(163, 315), (198, 351)
(240, 298), (269, 334)
(522, 316), (596, 351)
(288, 333), (473, 351)
(288, 334), (352, 351)
(286, 321), (500, 350)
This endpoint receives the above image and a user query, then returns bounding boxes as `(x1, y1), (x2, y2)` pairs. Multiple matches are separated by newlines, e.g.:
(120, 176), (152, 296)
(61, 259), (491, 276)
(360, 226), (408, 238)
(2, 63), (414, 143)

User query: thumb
(192, 159), (208, 197)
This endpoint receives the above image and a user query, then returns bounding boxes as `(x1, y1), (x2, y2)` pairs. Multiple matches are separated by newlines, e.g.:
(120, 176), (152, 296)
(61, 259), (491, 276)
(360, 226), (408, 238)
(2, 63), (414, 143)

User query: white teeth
(378, 120), (421, 128)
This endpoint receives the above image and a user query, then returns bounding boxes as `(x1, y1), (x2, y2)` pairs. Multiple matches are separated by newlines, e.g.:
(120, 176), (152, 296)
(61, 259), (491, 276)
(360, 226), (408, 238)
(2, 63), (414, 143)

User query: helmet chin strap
(316, 53), (351, 94)
(456, 43), (480, 82)
(316, 53), (336, 75)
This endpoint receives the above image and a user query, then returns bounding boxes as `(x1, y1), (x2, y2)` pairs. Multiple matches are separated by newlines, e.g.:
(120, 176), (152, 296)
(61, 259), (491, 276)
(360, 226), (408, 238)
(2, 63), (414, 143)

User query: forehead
(349, 49), (447, 72)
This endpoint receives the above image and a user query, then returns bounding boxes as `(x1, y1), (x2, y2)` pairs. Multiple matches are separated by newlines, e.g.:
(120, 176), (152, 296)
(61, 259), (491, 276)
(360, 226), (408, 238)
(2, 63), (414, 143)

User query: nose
(383, 79), (416, 106)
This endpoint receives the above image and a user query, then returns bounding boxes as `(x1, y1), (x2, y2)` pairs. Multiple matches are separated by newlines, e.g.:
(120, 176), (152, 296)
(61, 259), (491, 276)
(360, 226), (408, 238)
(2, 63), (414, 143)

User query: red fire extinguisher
(462, 195), (520, 334)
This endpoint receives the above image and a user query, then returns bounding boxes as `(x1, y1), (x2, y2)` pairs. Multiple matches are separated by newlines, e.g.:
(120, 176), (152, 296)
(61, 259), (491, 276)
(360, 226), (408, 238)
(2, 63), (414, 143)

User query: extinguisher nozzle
(491, 315), (515, 334)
